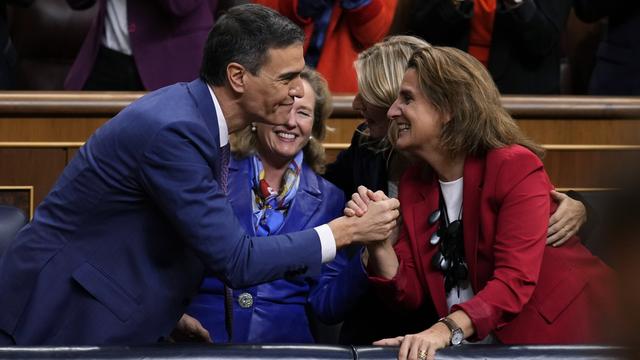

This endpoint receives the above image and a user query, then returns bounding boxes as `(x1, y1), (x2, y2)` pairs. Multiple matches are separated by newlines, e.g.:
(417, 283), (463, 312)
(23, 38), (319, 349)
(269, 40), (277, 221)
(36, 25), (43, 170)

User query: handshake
(328, 186), (400, 249)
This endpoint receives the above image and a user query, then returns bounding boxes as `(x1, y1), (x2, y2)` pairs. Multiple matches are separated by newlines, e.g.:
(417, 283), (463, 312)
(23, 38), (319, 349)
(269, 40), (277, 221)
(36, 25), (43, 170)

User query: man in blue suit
(0, 4), (399, 345)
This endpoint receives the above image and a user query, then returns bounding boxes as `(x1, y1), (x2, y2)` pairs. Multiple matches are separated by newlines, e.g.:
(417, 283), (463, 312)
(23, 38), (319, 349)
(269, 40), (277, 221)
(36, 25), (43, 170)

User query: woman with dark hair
(351, 45), (614, 360)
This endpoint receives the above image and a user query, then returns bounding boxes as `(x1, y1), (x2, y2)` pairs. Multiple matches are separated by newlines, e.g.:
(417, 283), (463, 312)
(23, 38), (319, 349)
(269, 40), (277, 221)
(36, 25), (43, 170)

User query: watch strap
(438, 316), (463, 344)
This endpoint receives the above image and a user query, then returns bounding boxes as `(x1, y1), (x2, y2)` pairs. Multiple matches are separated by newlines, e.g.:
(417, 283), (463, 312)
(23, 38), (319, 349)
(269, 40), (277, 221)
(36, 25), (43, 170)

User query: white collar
(207, 85), (229, 147)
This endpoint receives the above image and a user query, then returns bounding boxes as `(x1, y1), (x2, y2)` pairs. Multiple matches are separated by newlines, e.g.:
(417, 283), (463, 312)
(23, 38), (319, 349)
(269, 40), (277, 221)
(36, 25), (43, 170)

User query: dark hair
(200, 4), (305, 86)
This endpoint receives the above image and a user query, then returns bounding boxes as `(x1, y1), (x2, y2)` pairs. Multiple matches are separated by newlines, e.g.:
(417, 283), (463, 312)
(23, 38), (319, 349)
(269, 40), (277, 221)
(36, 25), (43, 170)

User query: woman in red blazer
(352, 45), (615, 360)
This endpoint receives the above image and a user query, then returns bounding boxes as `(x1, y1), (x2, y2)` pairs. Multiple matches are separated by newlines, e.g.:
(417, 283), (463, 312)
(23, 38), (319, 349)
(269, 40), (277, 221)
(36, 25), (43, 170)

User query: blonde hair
(405, 46), (544, 159)
(231, 67), (332, 174)
(356, 36), (431, 109)
(355, 35), (431, 149)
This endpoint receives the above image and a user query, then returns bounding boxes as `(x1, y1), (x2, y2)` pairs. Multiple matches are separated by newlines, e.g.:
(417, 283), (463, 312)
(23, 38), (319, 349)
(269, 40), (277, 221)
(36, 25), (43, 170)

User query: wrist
(329, 217), (354, 248)
(438, 316), (465, 346)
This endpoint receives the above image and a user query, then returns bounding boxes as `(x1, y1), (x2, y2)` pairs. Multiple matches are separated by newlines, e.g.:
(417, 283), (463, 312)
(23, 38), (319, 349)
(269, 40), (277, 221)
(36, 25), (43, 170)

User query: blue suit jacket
(187, 156), (368, 343)
(0, 79), (321, 345)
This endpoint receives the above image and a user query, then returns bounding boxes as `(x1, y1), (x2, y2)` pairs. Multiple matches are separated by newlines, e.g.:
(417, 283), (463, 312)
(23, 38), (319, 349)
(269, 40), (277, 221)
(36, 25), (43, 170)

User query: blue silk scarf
(250, 151), (303, 236)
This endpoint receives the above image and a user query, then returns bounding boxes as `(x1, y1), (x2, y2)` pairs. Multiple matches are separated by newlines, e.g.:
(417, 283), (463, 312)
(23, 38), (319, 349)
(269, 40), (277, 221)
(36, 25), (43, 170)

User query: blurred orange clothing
(468, 0), (497, 67)
(254, 0), (397, 93)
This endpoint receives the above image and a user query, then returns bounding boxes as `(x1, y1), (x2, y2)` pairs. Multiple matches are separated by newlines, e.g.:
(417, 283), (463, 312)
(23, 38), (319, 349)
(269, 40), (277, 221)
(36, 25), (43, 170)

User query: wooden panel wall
(1, 92), (639, 214)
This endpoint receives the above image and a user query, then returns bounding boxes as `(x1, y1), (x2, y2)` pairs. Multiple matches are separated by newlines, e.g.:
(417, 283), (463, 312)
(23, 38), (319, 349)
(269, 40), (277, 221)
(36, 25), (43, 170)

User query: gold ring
(418, 349), (427, 360)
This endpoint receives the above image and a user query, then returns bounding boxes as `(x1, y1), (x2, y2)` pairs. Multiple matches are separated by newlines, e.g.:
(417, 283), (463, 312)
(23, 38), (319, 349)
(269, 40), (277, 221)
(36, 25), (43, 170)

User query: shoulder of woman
(486, 145), (543, 169)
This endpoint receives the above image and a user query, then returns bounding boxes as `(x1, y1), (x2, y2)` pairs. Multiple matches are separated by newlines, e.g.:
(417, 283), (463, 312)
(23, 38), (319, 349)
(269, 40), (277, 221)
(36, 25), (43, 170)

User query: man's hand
(547, 190), (587, 246)
(169, 313), (212, 343)
(330, 189), (399, 248)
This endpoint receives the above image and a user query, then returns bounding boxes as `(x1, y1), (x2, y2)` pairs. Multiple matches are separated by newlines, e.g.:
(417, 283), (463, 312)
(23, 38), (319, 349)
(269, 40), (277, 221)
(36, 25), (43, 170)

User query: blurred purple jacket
(64, 0), (217, 90)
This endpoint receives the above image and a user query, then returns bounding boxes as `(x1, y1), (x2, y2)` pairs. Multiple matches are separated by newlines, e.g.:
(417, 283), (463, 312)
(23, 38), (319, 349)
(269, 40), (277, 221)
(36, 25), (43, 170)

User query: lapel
(403, 167), (449, 317)
(462, 155), (485, 291)
(278, 163), (322, 234)
(227, 157), (255, 235)
(187, 78), (222, 173)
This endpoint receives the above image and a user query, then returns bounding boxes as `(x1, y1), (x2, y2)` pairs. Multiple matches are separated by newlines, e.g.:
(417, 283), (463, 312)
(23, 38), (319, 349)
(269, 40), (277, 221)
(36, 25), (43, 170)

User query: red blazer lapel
(404, 169), (449, 317)
(462, 156), (485, 291)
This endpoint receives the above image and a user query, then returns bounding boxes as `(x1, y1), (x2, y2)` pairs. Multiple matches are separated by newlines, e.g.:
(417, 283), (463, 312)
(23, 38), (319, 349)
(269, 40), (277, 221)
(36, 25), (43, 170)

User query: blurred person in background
(574, 0), (640, 95)
(254, 0), (397, 93)
(64, 0), (220, 90)
(404, 0), (572, 94)
(0, 0), (33, 89)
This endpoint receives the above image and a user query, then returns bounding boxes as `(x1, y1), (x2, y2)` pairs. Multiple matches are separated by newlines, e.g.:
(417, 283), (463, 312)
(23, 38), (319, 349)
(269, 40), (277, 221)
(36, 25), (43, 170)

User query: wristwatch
(438, 317), (464, 346)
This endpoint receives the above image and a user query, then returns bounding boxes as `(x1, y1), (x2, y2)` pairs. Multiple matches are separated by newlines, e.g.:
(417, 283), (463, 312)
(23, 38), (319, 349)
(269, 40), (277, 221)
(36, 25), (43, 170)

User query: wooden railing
(1, 92), (640, 214)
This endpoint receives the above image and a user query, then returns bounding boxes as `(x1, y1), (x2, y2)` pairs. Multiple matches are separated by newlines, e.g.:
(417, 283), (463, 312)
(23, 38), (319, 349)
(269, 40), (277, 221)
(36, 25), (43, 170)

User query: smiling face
(387, 68), (447, 158)
(255, 79), (315, 166)
(243, 44), (306, 127)
(352, 93), (390, 140)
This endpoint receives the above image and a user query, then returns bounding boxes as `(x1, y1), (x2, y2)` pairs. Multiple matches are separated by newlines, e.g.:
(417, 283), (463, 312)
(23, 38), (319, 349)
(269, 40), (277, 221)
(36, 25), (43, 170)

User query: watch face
(451, 329), (464, 345)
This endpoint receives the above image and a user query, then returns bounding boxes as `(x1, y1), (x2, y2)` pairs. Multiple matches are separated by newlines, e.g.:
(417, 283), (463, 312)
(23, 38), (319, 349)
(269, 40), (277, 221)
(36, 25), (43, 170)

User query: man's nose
(289, 76), (304, 99)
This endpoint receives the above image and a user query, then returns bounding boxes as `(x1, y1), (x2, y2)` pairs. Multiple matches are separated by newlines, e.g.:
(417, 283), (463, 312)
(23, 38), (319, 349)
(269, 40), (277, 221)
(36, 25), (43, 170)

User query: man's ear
(227, 62), (246, 94)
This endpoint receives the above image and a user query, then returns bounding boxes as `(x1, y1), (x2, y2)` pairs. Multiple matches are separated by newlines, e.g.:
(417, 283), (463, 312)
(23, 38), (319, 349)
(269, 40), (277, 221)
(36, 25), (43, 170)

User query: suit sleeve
(138, 121), (322, 289)
(307, 246), (370, 324)
(498, 0), (572, 59)
(452, 151), (550, 340)
(306, 187), (370, 324)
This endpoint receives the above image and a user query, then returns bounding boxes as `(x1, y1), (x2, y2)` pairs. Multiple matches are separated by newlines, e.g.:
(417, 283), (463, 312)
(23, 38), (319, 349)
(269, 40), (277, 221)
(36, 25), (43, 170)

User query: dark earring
(428, 209), (441, 225)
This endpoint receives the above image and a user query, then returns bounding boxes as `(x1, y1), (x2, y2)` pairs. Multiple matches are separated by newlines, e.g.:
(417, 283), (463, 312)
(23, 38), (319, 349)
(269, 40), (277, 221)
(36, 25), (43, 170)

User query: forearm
(365, 242), (399, 279)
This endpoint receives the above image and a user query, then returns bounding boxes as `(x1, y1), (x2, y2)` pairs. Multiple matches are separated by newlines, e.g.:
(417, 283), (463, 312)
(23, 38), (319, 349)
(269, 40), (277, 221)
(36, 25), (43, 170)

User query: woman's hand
(547, 190), (587, 246)
(344, 186), (389, 217)
(169, 313), (212, 343)
(373, 322), (450, 360)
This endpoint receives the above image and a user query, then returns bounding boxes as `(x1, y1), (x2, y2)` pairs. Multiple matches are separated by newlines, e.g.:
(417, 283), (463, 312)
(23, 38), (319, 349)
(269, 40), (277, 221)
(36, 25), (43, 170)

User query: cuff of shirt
(315, 224), (337, 263)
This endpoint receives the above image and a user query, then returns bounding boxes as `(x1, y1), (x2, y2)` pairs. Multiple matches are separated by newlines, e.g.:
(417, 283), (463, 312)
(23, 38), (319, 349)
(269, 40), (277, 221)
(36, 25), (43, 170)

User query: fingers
(550, 189), (567, 202)
(427, 346), (437, 360)
(172, 314), (212, 343)
(346, 197), (366, 217)
(352, 192), (368, 213)
(547, 223), (577, 246)
(367, 189), (389, 202)
(344, 208), (356, 217)
(357, 186), (371, 205)
(373, 336), (404, 346)
(547, 216), (566, 241)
